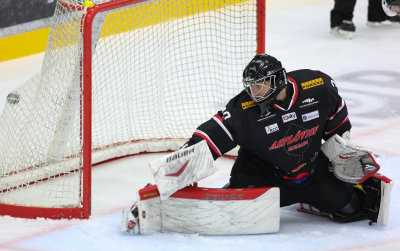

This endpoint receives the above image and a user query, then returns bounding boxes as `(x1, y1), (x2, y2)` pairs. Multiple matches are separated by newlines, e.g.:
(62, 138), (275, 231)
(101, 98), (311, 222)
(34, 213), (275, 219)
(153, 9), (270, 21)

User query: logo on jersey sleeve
(282, 112), (297, 123)
(241, 101), (256, 110)
(301, 78), (324, 90)
(302, 110), (319, 122)
(265, 123), (279, 134)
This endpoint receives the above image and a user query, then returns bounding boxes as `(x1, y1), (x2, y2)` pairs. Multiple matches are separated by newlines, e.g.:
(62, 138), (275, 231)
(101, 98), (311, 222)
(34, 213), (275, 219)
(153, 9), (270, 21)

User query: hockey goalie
(121, 54), (393, 235)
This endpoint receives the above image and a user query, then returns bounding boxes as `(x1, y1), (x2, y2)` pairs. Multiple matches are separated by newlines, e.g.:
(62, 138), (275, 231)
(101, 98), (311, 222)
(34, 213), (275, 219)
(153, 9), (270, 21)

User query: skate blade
(297, 203), (329, 217)
(330, 29), (354, 39)
(121, 209), (140, 234)
(367, 21), (400, 28)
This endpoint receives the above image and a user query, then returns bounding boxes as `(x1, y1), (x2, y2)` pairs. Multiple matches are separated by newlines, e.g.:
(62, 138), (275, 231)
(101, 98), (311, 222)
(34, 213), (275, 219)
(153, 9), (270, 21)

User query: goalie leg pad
(363, 173), (394, 226)
(122, 185), (280, 235)
(121, 203), (140, 234)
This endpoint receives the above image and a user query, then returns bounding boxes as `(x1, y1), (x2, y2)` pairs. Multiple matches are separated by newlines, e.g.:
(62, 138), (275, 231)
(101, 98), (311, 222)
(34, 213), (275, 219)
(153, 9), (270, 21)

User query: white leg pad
(135, 185), (280, 235)
(375, 174), (394, 226)
(121, 207), (140, 234)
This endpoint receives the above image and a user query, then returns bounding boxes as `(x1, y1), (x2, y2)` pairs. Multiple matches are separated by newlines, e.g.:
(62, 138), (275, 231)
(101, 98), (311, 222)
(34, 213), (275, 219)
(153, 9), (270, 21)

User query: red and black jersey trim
(194, 130), (222, 157)
(325, 116), (350, 136)
(273, 76), (298, 111)
(212, 114), (234, 142)
(328, 98), (345, 120)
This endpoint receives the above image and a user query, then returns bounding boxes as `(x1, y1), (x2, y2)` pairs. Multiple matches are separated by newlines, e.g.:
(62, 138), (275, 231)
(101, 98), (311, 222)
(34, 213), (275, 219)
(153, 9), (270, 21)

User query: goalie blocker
(121, 185), (280, 235)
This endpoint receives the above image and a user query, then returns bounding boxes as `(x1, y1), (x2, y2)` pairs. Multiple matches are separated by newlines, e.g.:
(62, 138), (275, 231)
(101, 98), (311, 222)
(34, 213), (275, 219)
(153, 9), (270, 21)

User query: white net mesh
(0, 0), (260, 211)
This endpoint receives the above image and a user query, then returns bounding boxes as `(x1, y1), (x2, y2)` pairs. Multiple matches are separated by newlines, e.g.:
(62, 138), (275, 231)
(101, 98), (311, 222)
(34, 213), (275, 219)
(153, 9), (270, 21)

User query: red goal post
(0, 0), (265, 219)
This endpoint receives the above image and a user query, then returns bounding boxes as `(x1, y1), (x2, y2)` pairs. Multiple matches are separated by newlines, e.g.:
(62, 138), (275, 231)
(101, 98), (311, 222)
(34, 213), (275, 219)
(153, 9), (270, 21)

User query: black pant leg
(228, 170), (276, 188)
(305, 168), (354, 213)
(368, 0), (388, 22)
(228, 151), (353, 211)
(228, 170), (306, 207)
(276, 164), (353, 211)
(331, 0), (357, 27)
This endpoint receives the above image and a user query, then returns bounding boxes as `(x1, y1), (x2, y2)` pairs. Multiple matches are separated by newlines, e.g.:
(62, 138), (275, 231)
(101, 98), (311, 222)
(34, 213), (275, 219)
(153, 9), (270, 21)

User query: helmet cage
(243, 69), (287, 103)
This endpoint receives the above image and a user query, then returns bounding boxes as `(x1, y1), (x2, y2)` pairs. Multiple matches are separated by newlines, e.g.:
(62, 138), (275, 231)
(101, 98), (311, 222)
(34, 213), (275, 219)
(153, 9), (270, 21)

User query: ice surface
(0, 0), (399, 250)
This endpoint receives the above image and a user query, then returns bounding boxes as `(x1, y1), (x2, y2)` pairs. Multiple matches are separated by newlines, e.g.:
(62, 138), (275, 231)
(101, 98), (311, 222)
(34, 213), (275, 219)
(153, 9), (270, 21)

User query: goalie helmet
(382, 0), (400, 16)
(243, 54), (288, 115)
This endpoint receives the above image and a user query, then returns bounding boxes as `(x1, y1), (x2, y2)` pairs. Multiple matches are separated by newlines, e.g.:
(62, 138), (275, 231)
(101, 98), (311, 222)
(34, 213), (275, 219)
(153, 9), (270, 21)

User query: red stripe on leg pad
(171, 186), (274, 200)
(165, 160), (190, 177)
(139, 185), (275, 201)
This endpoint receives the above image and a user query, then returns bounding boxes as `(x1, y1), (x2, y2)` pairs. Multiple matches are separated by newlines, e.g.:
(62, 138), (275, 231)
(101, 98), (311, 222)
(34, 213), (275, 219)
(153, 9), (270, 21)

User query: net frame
(0, 0), (265, 219)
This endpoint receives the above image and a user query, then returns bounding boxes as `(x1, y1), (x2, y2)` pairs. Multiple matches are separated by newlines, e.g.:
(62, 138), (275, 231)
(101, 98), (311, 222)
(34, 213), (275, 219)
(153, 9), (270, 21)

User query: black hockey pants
(228, 156), (354, 214)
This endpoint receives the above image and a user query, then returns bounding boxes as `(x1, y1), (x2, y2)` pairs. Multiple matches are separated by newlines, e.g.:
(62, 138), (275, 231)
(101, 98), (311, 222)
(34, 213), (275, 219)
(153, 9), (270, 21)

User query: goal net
(0, 0), (264, 219)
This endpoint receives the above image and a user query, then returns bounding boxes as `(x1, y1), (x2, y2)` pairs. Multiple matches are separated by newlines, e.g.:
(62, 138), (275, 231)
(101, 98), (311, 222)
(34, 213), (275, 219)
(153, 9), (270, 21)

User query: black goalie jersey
(186, 69), (351, 183)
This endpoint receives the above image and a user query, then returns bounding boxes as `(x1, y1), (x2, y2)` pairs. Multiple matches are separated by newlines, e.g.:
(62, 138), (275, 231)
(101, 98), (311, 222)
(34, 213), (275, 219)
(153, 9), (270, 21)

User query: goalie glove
(321, 132), (380, 184)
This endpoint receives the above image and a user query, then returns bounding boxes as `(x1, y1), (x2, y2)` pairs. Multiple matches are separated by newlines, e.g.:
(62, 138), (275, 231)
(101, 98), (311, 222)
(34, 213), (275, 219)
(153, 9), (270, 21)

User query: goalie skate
(297, 203), (329, 218)
(330, 20), (356, 39)
(121, 203), (140, 234)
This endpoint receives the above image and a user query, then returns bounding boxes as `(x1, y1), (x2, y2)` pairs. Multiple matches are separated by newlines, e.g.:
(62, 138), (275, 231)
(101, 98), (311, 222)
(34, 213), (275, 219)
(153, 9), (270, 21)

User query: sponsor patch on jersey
(302, 98), (314, 104)
(302, 110), (319, 122)
(301, 78), (324, 90)
(265, 123), (279, 134)
(269, 125), (319, 150)
(241, 100), (256, 110)
(300, 98), (319, 109)
(257, 113), (276, 122)
(282, 112), (297, 123)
